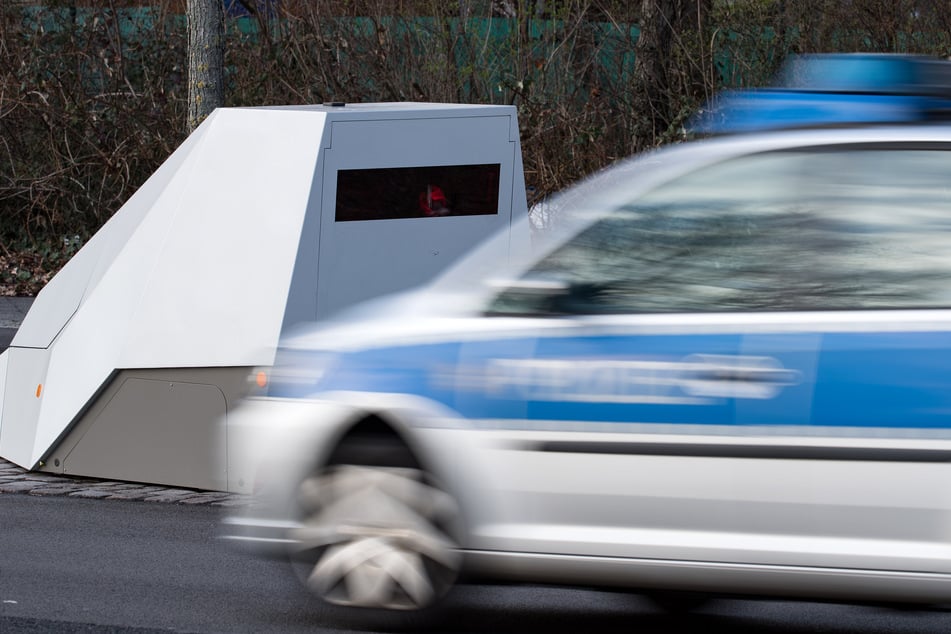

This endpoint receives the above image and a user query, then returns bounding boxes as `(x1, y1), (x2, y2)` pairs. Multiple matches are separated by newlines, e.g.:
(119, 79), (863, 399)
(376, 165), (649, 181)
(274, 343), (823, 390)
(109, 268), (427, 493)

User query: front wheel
(289, 464), (462, 611)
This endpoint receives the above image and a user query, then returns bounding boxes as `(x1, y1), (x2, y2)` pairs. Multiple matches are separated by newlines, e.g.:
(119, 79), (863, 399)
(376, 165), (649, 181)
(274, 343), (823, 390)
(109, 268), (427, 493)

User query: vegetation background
(1, 0), (950, 295)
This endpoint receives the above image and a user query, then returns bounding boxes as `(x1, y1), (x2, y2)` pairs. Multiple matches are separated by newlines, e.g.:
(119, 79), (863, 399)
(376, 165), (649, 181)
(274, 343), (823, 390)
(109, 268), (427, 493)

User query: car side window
(489, 147), (951, 315)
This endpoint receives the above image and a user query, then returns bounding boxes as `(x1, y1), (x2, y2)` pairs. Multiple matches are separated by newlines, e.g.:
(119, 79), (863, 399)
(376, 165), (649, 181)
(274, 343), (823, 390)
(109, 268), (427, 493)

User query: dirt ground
(0, 252), (53, 297)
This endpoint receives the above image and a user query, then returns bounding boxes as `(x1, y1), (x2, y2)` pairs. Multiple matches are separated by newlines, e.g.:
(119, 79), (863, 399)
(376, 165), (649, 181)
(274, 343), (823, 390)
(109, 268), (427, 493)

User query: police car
(223, 54), (951, 619)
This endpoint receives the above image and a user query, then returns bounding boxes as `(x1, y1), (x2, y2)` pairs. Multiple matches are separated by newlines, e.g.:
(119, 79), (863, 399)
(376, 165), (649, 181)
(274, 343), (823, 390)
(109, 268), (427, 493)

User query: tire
(288, 462), (463, 615)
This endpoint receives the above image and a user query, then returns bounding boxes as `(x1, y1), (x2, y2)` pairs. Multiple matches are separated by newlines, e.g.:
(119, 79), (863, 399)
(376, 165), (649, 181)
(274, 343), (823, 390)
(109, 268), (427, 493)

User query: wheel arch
(308, 397), (476, 547)
(321, 411), (425, 470)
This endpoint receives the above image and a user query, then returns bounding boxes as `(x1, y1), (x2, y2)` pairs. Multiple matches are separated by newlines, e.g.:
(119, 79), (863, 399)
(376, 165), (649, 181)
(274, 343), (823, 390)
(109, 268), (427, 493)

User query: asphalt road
(2, 494), (951, 634)
(0, 327), (13, 352)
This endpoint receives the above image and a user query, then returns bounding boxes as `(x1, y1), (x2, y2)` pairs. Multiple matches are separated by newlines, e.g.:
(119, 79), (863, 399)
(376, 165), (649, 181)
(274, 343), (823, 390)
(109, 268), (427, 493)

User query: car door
(463, 142), (951, 574)
(734, 146), (951, 573)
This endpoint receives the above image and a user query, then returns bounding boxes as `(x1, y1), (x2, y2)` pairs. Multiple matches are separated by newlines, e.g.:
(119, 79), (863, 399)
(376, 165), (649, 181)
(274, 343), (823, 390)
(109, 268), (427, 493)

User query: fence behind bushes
(2, 1), (949, 270)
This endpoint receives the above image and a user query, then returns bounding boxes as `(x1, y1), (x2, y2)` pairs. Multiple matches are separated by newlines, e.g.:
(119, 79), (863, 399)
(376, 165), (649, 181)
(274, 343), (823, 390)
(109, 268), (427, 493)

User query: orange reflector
(35, 384), (42, 398)
(255, 371), (268, 388)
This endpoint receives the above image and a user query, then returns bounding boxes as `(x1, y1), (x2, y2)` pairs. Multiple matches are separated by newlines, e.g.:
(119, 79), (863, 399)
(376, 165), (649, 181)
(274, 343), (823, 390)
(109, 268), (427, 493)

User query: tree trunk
(186, 0), (224, 133)
(632, 0), (709, 150)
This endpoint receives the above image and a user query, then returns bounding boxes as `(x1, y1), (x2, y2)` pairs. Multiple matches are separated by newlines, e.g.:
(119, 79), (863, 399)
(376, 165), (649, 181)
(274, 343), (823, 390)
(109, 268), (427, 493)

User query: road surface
(2, 494), (950, 633)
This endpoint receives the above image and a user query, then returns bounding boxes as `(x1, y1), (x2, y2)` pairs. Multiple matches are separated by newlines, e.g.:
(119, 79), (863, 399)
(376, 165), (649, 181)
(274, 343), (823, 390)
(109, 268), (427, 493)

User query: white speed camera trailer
(0, 103), (529, 490)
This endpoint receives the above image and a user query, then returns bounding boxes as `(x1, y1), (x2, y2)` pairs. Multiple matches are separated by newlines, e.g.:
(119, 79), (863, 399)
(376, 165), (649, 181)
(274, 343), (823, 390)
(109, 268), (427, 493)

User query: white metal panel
(19, 116), (230, 466)
(81, 118), (214, 303)
(9, 239), (98, 350)
(327, 113), (514, 164)
(20, 109), (325, 466)
(118, 108), (326, 367)
(0, 347), (51, 467)
(316, 115), (517, 318)
(0, 350), (6, 450)
(10, 122), (211, 350)
(277, 151), (326, 332)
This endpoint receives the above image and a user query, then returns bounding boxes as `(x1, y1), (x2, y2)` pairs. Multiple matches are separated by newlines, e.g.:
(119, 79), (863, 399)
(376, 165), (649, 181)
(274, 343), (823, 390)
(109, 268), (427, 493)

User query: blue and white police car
(223, 54), (951, 620)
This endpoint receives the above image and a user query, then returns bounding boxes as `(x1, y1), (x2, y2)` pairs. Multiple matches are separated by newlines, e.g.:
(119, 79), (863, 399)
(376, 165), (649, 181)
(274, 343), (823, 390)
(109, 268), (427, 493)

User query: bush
(1, 3), (187, 251)
(2, 0), (950, 295)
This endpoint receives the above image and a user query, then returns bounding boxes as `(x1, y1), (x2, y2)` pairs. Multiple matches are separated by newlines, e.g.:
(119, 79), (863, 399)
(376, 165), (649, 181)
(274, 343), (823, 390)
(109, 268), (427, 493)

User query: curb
(0, 458), (248, 507)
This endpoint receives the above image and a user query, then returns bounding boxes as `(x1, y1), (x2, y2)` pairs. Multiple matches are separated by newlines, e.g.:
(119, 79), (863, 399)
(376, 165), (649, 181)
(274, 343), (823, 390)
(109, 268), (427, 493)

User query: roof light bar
(690, 54), (951, 135)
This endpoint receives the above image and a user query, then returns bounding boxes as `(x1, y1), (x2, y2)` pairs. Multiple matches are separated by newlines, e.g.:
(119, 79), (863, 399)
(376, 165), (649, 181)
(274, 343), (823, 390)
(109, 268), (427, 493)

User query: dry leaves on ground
(0, 251), (53, 297)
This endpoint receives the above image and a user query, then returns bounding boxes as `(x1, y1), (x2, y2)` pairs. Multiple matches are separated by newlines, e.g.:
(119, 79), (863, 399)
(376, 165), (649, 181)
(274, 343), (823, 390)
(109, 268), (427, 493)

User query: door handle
(692, 366), (799, 384)
(681, 355), (801, 399)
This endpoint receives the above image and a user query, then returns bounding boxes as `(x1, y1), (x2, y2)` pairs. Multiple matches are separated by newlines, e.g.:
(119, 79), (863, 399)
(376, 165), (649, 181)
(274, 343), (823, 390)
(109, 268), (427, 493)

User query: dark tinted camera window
(490, 149), (951, 315)
(336, 164), (500, 221)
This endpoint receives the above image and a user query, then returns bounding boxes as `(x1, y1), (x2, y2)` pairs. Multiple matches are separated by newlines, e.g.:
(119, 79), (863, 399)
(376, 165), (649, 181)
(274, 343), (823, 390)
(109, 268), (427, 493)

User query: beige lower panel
(40, 367), (250, 491)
